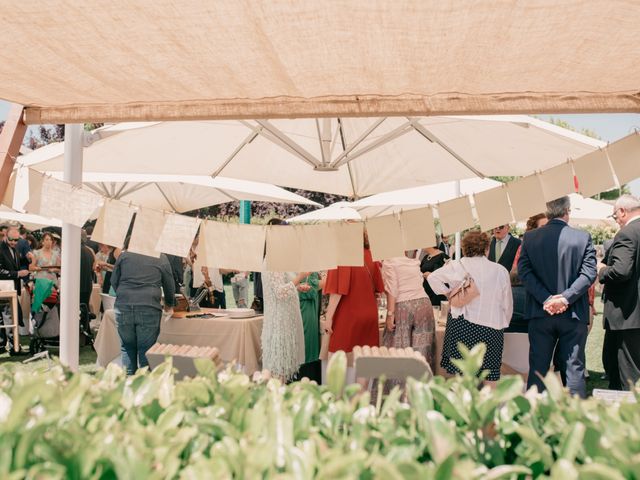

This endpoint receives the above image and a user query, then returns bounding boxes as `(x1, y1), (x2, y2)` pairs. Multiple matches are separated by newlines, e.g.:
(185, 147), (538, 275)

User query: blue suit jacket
(517, 218), (596, 323)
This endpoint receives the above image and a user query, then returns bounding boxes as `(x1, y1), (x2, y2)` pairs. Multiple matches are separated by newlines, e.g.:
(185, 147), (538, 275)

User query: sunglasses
(7, 237), (19, 242)
(609, 208), (623, 220)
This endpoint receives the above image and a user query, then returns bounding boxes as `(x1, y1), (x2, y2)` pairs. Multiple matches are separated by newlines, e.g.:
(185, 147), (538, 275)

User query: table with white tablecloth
(95, 308), (264, 374)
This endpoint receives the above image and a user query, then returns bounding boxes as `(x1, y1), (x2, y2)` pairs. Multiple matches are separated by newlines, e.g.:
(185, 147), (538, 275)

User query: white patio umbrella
(0, 206), (62, 230)
(567, 194), (614, 227)
(28, 116), (603, 197)
(350, 178), (503, 217)
(288, 178), (504, 222)
(15, 162), (320, 214)
(286, 201), (361, 223)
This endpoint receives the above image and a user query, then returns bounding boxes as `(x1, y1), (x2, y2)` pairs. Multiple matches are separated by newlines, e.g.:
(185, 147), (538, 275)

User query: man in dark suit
(489, 224), (521, 271)
(518, 196), (596, 398)
(0, 226), (30, 350)
(599, 195), (640, 390)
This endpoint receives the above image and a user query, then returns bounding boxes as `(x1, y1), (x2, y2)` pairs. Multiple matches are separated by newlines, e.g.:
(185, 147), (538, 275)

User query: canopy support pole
(454, 180), (462, 260)
(0, 104), (27, 203)
(60, 124), (83, 371)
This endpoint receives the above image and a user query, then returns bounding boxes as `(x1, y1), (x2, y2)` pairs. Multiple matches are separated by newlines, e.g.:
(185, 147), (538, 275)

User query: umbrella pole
(60, 124), (83, 371)
(454, 180), (462, 259)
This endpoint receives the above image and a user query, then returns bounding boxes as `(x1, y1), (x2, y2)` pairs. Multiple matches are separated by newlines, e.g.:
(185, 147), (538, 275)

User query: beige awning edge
(22, 91), (640, 124)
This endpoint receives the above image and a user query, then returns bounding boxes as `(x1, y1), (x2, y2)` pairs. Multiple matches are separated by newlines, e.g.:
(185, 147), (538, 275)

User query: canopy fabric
(0, 206), (62, 230)
(26, 117), (601, 197)
(0, 2), (639, 123)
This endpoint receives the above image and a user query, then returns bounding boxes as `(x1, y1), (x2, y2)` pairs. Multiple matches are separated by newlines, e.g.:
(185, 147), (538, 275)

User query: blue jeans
(232, 277), (249, 308)
(115, 305), (161, 375)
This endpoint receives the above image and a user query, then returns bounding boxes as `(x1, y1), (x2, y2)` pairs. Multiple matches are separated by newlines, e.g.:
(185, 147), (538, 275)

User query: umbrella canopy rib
(154, 183), (178, 212)
(407, 118), (486, 178)
(210, 123), (262, 177)
(329, 117), (387, 168)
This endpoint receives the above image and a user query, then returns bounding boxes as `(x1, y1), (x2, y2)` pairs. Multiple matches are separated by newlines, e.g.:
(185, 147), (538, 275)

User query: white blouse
(427, 256), (513, 329)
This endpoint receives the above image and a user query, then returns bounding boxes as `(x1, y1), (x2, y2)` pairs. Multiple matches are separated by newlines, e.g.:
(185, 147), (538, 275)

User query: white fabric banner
(127, 207), (165, 257)
(399, 207), (437, 250)
(506, 174), (547, 221)
(437, 196), (475, 235)
(91, 199), (136, 249)
(366, 214), (404, 261)
(199, 221), (266, 271)
(573, 149), (617, 197)
(28, 174), (103, 227)
(155, 213), (201, 258)
(331, 222), (364, 267)
(539, 162), (575, 202)
(607, 132), (640, 186)
(474, 186), (514, 232)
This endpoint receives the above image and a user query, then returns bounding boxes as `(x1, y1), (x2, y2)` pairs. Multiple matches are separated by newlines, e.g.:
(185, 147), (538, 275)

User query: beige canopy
(0, 1), (639, 123)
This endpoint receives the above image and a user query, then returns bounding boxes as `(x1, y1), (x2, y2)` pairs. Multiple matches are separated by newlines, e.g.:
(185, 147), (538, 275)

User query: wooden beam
(22, 92), (640, 124)
(0, 104), (27, 203)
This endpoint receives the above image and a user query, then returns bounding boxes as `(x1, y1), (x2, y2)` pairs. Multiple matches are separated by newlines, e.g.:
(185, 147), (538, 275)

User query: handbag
(447, 260), (480, 308)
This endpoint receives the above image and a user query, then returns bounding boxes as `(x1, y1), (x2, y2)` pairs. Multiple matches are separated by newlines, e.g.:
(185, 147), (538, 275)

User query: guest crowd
(2, 193), (640, 399)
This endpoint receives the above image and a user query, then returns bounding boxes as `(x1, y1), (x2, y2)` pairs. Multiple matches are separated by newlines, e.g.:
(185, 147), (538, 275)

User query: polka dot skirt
(441, 313), (504, 381)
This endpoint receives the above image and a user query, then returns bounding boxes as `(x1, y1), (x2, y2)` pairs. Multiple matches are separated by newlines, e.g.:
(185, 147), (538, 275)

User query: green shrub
(0, 346), (638, 479)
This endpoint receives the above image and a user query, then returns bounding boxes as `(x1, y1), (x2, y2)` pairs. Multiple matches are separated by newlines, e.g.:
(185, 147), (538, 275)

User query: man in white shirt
(489, 224), (521, 271)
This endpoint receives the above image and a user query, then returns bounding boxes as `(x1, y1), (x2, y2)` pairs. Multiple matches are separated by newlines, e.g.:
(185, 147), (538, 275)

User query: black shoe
(8, 343), (29, 356)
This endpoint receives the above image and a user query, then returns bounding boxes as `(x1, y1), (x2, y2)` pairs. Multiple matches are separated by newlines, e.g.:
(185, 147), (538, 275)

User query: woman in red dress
(322, 233), (384, 377)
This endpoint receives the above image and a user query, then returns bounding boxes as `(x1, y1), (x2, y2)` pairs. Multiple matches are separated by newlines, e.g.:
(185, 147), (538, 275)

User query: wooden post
(0, 104), (27, 203)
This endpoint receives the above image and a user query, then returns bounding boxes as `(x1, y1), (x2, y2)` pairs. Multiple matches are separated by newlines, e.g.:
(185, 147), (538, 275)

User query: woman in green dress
(297, 271), (320, 364)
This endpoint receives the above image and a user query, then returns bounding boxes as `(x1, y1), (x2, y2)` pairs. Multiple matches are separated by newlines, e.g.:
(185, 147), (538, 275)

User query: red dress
(324, 248), (385, 353)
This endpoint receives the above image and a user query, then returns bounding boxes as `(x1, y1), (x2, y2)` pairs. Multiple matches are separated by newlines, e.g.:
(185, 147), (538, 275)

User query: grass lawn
(1, 287), (611, 396)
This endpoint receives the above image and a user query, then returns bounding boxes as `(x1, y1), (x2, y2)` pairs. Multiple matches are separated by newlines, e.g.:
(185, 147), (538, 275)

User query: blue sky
(1, 100), (639, 194)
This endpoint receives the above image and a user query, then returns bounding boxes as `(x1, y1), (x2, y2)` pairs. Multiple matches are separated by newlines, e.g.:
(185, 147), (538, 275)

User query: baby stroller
(30, 278), (60, 355)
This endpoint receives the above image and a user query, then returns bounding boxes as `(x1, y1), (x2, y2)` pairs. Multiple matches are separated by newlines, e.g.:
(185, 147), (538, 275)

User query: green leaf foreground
(0, 346), (639, 479)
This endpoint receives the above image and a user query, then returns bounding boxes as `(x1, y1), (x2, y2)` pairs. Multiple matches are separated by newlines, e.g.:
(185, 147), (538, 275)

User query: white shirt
(427, 256), (513, 329)
(627, 215), (640, 226)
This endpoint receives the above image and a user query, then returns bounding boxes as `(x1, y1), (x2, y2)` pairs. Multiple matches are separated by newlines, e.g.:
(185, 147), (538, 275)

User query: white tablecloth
(95, 309), (264, 374)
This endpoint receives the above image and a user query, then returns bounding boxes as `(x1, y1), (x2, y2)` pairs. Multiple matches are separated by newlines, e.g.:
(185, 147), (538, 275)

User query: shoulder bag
(447, 260), (480, 308)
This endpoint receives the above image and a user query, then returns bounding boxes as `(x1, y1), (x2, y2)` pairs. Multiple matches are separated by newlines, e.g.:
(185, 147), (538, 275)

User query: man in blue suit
(518, 196), (596, 397)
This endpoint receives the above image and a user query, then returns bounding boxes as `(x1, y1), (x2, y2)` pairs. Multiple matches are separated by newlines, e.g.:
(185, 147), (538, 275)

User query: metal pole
(455, 180), (462, 260)
(60, 124), (83, 370)
(239, 200), (251, 224)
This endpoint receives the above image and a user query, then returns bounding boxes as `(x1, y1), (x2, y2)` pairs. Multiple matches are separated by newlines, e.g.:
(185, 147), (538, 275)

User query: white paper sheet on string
(331, 222), (364, 267)
(91, 199), (136, 249)
(366, 214), (404, 261)
(199, 221), (266, 271)
(399, 207), (437, 250)
(265, 224), (302, 271)
(155, 213), (201, 258)
(539, 162), (575, 202)
(572, 149), (617, 197)
(298, 223), (339, 271)
(437, 196), (475, 235)
(22, 169), (44, 213)
(474, 186), (514, 231)
(1, 172), (15, 208)
(506, 174), (547, 221)
(127, 208), (166, 257)
(28, 174), (103, 227)
(607, 132), (640, 185)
